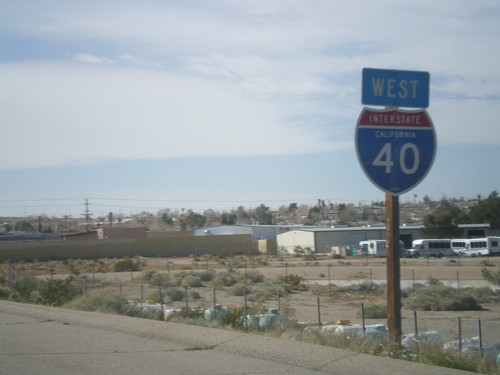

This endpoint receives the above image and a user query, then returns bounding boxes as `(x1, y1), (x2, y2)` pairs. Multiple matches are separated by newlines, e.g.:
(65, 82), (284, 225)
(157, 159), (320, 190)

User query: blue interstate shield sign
(355, 107), (436, 195)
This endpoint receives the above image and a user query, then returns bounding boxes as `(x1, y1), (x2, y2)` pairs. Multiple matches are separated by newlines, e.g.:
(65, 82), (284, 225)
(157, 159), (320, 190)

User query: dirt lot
(6, 255), (500, 342)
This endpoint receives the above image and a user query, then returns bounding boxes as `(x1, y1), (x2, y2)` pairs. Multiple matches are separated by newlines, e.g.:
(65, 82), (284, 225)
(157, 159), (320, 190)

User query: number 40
(373, 143), (419, 174)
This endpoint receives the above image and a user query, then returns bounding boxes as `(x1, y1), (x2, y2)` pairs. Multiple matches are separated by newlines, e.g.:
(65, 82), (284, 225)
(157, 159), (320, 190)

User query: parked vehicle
(405, 239), (453, 258)
(451, 239), (467, 255)
(359, 240), (405, 256)
(453, 236), (500, 257)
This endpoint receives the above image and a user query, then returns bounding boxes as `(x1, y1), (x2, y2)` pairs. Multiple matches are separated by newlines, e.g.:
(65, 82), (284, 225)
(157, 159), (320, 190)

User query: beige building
(276, 224), (492, 255)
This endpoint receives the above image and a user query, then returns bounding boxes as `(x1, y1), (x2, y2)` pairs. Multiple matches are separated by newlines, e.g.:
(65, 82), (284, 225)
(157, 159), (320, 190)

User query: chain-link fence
(76, 278), (500, 350)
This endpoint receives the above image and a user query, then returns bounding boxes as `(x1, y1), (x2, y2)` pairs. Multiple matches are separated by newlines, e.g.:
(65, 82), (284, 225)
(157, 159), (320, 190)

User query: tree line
(2, 191), (500, 236)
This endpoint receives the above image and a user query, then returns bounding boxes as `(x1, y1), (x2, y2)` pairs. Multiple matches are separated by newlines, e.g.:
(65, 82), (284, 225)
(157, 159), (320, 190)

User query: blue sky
(1, 1), (499, 218)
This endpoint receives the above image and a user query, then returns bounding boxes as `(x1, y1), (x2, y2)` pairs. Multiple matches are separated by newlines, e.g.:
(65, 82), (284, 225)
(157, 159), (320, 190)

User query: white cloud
(73, 53), (113, 65)
(1, 0), (499, 170)
(0, 62), (342, 170)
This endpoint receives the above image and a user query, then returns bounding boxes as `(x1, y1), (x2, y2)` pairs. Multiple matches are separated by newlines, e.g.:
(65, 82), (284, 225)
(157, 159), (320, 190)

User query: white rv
(406, 239), (453, 258)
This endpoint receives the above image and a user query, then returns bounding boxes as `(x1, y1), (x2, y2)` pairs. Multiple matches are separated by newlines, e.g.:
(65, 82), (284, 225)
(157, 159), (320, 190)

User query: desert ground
(7, 254), (500, 343)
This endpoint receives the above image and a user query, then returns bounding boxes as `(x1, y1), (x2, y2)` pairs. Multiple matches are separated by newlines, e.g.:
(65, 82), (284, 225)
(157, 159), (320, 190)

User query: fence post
(184, 286), (189, 310)
(458, 317), (462, 354)
(213, 288), (217, 320)
(244, 288), (248, 331)
(361, 303), (366, 338)
(478, 319), (483, 358)
(277, 291), (281, 322)
(159, 286), (164, 317)
(456, 271), (460, 290)
(413, 309), (419, 352)
(327, 265), (331, 292)
(413, 309), (418, 337)
(317, 296), (321, 329)
(412, 269), (416, 292)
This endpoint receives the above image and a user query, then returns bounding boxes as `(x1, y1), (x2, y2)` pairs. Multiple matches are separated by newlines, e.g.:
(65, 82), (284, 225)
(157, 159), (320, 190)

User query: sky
(1, 1), (499, 219)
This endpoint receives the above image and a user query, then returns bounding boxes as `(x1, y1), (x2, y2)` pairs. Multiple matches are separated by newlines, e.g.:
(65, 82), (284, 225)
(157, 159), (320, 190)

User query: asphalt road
(0, 301), (476, 375)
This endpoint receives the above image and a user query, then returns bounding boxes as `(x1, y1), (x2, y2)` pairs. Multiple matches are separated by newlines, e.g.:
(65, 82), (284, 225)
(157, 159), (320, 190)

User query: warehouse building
(276, 223), (493, 256)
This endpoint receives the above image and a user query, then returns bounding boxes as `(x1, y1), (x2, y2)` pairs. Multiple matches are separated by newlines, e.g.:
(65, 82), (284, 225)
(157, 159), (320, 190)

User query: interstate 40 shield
(355, 107), (436, 195)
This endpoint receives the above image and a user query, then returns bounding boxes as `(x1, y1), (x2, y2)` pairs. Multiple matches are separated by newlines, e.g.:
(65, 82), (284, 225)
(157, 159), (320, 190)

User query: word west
(371, 78), (420, 99)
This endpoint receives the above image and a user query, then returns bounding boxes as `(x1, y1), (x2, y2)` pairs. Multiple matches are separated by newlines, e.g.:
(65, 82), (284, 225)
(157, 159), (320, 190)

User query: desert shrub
(280, 274), (304, 291)
(357, 303), (387, 319)
(113, 257), (143, 272)
(9, 277), (38, 303)
(65, 291), (129, 314)
(172, 271), (211, 286)
(220, 307), (245, 329)
(141, 269), (158, 281)
(10, 276), (81, 306)
(481, 267), (500, 286)
(189, 291), (201, 300)
(356, 282), (380, 292)
(36, 278), (82, 306)
(146, 290), (164, 304)
(149, 273), (173, 287)
(244, 270), (265, 284)
(166, 287), (185, 302)
(463, 286), (500, 303)
(0, 286), (12, 299)
(404, 284), (482, 311)
(227, 281), (252, 296)
(212, 271), (239, 287)
(249, 280), (286, 302)
(199, 270), (215, 282)
(180, 275), (203, 288)
(416, 345), (479, 372)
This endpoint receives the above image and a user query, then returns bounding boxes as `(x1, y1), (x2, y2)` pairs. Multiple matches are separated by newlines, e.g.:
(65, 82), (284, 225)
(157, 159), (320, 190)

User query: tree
(160, 212), (174, 226)
(132, 211), (156, 228)
(304, 206), (322, 226)
(15, 220), (35, 232)
(220, 211), (237, 225)
(422, 197), (467, 237)
(203, 209), (219, 226)
(468, 191), (500, 229)
(253, 204), (273, 225)
(181, 210), (206, 230)
(235, 206), (250, 224)
(288, 202), (298, 213)
(337, 203), (358, 225)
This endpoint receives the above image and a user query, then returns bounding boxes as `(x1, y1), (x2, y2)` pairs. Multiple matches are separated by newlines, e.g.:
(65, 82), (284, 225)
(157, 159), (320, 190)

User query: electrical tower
(82, 198), (93, 233)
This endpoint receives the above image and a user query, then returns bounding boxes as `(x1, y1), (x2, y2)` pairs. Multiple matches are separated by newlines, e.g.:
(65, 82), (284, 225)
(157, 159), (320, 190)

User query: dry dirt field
(8, 255), (500, 343)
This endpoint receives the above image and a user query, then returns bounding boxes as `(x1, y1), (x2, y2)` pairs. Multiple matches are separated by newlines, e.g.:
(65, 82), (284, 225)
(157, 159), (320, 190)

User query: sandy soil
(11, 255), (500, 342)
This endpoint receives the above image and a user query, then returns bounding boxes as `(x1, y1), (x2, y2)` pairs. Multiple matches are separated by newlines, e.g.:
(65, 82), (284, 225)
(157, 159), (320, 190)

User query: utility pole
(83, 198), (93, 236)
(386, 193), (402, 344)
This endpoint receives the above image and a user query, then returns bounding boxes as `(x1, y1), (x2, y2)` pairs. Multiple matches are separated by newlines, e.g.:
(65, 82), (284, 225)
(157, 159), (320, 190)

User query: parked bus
(455, 237), (500, 257)
(451, 239), (468, 255)
(405, 239), (453, 258)
(359, 240), (405, 256)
